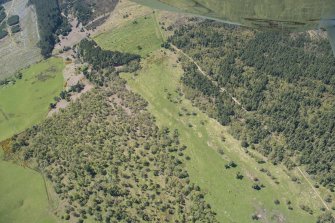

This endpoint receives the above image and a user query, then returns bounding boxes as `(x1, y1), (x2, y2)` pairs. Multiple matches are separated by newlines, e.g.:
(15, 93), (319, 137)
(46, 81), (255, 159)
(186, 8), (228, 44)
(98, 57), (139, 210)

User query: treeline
(170, 20), (335, 191)
(181, 61), (236, 125)
(77, 39), (141, 86)
(9, 75), (218, 222)
(78, 39), (140, 69)
(0, 71), (22, 86)
(29, 0), (71, 57)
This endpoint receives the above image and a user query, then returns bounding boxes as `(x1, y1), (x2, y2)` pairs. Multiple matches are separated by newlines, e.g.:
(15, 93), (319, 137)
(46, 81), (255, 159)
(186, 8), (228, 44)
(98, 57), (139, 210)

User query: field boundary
(0, 107), (9, 121)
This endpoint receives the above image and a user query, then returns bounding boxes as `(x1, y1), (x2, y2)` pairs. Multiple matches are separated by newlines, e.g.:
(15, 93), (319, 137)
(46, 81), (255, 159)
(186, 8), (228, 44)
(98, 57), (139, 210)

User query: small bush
(228, 161), (237, 168)
(241, 140), (249, 148)
(324, 195), (332, 203)
(236, 172), (244, 180)
(218, 149), (224, 155)
(300, 205), (313, 215)
(252, 183), (262, 191)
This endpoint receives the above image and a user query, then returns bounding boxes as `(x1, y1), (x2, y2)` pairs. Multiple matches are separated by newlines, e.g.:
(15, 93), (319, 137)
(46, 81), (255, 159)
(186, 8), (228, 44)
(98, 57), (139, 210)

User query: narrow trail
(28, 167), (51, 202)
(85, 14), (109, 27)
(41, 174), (51, 202)
(0, 106), (17, 134)
(153, 11), (166, 42)
(171, 44), (248, 112)
(297, 167), (330, 210)
(0, 107), (9, 121)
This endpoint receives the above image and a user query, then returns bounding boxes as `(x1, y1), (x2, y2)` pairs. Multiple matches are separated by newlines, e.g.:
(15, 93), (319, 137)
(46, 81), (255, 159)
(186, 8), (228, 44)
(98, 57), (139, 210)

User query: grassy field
(0, 57), (64, 141)
(121, 50), (328, 222)
(0, 150), (56, 223)
(94, 14), (163, 57)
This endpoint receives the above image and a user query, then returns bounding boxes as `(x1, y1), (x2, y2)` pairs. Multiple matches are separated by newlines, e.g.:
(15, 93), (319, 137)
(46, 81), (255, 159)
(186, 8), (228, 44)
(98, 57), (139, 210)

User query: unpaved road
(297, 167), (330, 210)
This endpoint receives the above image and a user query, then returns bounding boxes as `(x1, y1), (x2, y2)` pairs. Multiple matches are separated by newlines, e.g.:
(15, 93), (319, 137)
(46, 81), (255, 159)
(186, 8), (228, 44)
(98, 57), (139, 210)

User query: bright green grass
(0, 150), (56, 223)
(0, 57), (64, 141)
(94, 14), (163, 57)
(121, 50), (326, 223)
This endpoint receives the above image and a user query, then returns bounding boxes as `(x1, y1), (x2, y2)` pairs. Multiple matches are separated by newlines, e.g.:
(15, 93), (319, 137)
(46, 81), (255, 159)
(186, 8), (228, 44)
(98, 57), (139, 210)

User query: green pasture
(94, 14), (163, 57)
(0, 57), (64, 141)
(0, 150), (56, 223)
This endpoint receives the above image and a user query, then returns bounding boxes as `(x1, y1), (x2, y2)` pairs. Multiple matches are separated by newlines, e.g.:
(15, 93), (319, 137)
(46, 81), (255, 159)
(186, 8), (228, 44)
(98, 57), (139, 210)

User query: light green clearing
(0, 150), (56, 223)
(94, 14), (163, 57)
(0, 57), (64, 141)
(121, 50), (325, 223)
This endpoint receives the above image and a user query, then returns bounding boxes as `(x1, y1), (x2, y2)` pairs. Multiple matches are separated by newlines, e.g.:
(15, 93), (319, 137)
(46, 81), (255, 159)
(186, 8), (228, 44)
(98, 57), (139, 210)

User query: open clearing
(0, 57), (64, 141)
(94, 13), (163, 57)
(0, 150), (56, 223)
(0, 0), (42, 80)
(95, 0), (153, 36)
